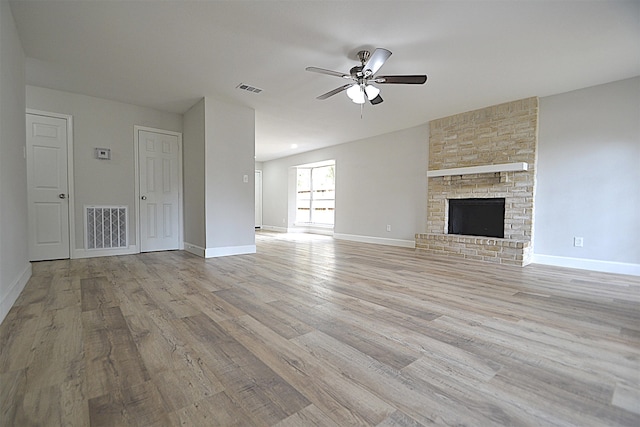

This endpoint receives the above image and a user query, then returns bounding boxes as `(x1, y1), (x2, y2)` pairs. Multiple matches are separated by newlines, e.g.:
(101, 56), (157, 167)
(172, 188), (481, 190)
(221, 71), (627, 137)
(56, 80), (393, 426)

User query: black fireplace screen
(448, 198), (505, 238)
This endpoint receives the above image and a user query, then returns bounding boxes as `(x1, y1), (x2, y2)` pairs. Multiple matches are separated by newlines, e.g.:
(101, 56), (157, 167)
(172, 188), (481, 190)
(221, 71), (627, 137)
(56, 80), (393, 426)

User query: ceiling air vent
(236, 83), (263, 94)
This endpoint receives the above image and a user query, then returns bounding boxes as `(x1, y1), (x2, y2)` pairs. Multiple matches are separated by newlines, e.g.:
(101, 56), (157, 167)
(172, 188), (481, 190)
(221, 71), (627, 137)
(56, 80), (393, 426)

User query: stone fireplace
(416, 97), (538, 266)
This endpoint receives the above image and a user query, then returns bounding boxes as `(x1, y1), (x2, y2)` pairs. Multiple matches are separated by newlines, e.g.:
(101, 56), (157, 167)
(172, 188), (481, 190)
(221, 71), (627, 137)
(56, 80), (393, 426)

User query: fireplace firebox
(448, 198), (505, 238)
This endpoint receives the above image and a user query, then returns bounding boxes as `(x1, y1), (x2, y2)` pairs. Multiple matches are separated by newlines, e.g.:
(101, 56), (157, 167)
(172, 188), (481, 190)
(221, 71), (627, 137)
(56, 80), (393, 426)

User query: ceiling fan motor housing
(350, 65), (365, 81)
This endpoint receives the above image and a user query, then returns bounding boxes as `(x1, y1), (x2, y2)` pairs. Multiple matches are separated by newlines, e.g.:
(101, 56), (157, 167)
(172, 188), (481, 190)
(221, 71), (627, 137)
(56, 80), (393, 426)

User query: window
(296, 162), (335, 226)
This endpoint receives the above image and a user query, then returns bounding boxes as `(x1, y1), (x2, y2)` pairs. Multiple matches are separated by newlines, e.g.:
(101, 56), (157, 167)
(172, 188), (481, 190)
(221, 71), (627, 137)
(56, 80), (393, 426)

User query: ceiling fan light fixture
(346, 84), (365, 104)
(365, 84), (380, 100)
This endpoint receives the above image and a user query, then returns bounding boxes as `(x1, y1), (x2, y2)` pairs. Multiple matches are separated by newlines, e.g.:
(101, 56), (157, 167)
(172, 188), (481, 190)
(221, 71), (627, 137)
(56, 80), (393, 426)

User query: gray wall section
(204, 97), (256, 249)
(535, 77), (640, 264)
(0, 0), (29, 323)
(183, 98), (206, 248)
(262, 77), (639, 270)
(25, 86), (183, 249)
(262, 124), (429, 242)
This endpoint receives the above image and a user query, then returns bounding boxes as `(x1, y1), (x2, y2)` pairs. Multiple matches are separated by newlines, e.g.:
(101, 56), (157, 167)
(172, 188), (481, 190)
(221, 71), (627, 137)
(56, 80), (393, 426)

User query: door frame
(26, 109), (76, 259)
(133, 125), (184, 253)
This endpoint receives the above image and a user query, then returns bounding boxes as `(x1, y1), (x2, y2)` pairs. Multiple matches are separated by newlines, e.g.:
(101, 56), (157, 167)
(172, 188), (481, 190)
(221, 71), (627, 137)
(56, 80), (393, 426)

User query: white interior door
(26, 114), (70, 261)
(255, 170), (262, 228)
(138, 130), (180, 252)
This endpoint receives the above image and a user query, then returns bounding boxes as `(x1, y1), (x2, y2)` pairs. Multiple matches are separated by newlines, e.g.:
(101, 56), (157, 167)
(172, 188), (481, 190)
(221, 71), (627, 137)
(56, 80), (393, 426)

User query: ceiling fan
(306, 48), (427, 106)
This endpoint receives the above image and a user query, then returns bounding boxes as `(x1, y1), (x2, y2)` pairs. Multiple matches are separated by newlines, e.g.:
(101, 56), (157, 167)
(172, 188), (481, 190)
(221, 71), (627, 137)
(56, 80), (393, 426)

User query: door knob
(58, 193), (66, 199)
(141, 196), (147, 200)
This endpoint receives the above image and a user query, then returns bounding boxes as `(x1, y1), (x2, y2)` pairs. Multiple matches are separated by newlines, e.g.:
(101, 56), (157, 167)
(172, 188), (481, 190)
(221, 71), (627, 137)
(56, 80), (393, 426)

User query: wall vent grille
(85, 206), (128, 250)
(236, 83), (263, 94)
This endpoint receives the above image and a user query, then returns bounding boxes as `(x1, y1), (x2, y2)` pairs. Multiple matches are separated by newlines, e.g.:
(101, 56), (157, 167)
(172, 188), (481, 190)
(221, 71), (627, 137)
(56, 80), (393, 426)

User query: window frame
(295, 162), (335, 226)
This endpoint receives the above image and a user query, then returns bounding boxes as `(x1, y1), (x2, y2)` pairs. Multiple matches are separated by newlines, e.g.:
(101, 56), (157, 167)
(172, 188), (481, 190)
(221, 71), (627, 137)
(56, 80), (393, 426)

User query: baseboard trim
(73, 245), (139, 259)
(0, 263), (32, 325)
(532, 254), (640, 276)
(205, 245), (257, 258)
(334, 233), (416, 248)
(184, 242), (205, 257)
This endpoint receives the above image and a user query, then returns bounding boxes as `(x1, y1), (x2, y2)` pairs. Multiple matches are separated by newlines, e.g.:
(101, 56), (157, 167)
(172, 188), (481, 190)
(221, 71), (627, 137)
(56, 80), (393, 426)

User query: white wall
(0, 0), (30, 324)
(204, 97), (256, 255)
(183, 98), (206, 249)
(182, 96), (256, 257)
(262, 124), (429, 246)
(534, 77), (640, 274)
(25, 86), (183, 254)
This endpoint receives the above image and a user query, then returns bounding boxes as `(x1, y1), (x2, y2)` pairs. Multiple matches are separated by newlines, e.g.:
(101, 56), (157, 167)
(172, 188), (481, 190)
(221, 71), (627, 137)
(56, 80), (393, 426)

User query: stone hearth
(416, 97), (538, 266)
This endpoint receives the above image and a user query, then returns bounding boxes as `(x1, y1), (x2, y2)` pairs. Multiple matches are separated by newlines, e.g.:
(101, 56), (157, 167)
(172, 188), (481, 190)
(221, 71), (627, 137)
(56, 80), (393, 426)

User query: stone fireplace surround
(416, 97), (538, 267)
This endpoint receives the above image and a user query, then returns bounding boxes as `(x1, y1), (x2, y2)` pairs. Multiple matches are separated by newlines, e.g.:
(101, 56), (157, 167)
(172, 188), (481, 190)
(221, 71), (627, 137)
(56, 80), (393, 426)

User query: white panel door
(26, 114), (70, 260)
(138, 130), (180, 252)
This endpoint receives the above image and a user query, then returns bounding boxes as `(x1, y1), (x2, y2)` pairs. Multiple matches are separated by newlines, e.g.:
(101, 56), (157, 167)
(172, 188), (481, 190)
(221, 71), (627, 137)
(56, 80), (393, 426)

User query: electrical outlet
(574, 237), (584, 247)
(386, 225), (391, 232)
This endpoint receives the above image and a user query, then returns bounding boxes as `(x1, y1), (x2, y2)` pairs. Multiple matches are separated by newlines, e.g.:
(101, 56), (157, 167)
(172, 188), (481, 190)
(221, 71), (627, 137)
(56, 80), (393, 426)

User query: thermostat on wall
(95, 148), (111, 160)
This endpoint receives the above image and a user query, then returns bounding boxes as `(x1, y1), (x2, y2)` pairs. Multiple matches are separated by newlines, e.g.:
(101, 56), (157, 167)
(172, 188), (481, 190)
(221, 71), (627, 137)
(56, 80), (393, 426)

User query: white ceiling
(9, 0), (640, 161)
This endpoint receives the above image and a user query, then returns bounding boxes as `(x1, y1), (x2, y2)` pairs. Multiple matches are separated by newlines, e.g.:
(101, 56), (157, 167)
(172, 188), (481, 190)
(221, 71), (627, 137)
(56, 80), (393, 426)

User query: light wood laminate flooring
(1, 231), (639, 426)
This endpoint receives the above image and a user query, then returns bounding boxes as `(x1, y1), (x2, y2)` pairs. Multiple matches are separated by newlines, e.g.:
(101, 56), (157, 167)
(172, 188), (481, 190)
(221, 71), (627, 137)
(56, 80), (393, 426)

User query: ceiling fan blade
(306, 67), (350, 79)
(316, 84), (353, 100)
(375, 75), (427, 84)
(363, 48), (392, 77)
(369, 94), (384, 105)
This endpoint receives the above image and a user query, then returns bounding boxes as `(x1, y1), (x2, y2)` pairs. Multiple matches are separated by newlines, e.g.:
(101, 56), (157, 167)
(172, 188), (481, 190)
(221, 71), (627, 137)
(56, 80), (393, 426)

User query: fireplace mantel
(427, 162), (528, 178)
